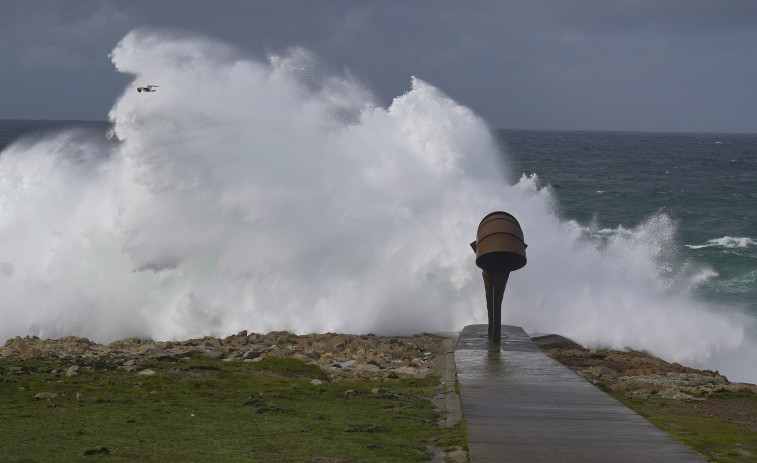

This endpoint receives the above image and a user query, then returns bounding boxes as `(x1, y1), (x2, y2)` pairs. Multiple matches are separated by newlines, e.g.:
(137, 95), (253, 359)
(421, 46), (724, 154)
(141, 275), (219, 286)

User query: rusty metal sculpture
(471, 211), (527, 347)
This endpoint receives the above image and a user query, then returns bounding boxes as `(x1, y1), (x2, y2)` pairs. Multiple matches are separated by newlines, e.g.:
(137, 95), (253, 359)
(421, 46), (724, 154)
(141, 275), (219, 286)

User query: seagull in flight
(137, 85), (159, 93)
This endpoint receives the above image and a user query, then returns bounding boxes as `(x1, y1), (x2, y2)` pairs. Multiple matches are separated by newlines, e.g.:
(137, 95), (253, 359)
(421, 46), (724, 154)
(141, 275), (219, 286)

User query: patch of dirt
(680, 397), (757, 431)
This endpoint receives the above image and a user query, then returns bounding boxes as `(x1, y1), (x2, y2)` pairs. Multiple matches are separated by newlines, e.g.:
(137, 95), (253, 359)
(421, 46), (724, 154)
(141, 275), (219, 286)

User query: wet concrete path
(454, 325), (706, 462)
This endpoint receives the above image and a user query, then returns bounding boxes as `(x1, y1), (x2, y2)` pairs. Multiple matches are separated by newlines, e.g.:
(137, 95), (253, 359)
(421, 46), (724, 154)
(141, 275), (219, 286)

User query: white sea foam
(1, 30), (755, 382)
(686, 236), (756, 250)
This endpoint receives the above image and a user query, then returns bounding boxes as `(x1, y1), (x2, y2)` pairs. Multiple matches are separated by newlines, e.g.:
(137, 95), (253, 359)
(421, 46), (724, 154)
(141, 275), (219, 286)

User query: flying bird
(137, 85), (159, 93)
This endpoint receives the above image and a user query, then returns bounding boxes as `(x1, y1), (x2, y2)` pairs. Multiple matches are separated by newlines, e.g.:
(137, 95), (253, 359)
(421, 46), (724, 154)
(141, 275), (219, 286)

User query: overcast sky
(2, 0), (756, 133)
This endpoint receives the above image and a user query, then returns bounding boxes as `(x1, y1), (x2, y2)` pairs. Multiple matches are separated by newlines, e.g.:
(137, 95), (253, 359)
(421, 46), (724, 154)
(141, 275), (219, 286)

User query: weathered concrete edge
(426, 332), (468, 463)
(425, 332), (464, 428)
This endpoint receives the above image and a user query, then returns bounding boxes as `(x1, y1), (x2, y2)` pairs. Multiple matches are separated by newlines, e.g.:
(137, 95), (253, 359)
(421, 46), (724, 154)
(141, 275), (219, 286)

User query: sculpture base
(454, 324), (540, 352)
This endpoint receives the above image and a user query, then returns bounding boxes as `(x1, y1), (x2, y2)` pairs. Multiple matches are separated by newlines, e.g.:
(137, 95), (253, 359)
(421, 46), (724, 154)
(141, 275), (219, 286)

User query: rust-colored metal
(472, 211), (527, 348)
(475, 211), (527, 273)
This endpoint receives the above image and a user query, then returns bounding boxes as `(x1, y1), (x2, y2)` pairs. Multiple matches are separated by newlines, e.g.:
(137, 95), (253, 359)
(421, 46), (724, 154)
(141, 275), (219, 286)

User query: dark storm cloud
(1, 0), (756, 132)
(0, 1), (133, 119)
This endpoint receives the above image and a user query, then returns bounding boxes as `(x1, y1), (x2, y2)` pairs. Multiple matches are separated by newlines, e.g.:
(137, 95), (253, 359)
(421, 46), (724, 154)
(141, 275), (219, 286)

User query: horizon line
(1, 118), (755, 137)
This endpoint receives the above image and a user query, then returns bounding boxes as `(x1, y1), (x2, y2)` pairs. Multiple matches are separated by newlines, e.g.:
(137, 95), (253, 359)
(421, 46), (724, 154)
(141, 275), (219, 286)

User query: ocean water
(0, 30), (755, 382)
(495, 130), (756, 319)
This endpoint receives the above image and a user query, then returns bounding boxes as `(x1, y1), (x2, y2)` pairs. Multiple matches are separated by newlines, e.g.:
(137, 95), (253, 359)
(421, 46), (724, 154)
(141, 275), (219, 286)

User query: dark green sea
(497, 129), (756, 318)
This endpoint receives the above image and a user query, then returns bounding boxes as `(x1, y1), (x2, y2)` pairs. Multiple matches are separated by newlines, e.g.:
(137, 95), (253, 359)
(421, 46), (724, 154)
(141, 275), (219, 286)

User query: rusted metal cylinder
(473, 211), (527, 347)
(474, 211), (527, 273)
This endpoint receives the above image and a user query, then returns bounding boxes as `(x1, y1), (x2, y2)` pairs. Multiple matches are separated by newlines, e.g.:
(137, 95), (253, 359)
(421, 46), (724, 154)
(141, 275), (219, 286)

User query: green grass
(0, 356), (464, 462)
(613, 394), (757, 463)
(432, 419), (468, 451)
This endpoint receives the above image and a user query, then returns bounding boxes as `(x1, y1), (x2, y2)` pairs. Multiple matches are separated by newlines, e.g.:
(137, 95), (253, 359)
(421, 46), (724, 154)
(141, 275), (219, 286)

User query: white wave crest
(686, 236), (757, 250)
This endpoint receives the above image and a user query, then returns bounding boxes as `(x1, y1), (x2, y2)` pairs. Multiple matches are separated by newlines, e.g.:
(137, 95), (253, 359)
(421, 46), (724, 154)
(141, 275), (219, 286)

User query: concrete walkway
(454, 325), (706, 462)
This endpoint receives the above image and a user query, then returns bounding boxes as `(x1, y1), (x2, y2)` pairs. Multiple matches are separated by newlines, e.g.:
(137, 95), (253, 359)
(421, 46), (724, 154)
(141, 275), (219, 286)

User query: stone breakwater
(0, 331), (446, 382)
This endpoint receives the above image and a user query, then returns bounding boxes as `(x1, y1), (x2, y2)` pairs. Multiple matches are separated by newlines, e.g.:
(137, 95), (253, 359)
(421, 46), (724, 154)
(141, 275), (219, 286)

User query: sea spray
(1, 30), (504, 342)
(0, 30), (755, 383)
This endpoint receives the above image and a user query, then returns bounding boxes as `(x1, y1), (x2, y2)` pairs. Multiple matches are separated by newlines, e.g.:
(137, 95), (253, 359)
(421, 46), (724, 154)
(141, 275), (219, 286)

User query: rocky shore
(533, 334), (757, 400)
(0, 331), (447, 383)
(5, 331), (757, 397)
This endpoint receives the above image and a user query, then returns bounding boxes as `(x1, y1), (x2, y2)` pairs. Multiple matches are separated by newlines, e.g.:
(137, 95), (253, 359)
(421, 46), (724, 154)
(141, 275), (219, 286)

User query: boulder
(318, 353), (334, 364)
(18, 344), (44, 360)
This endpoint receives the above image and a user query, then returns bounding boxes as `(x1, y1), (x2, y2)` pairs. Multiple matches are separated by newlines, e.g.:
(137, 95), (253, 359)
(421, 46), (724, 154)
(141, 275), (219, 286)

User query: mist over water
(1, 31), (755, 382)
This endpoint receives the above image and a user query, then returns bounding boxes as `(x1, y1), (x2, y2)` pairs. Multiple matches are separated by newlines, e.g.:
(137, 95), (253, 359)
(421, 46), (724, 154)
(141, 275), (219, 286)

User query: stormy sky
(2, 0), (756, 133)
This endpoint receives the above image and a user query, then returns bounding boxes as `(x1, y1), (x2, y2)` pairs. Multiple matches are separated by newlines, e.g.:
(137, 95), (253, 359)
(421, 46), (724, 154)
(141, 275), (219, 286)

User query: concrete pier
(454, 325), (706, 462)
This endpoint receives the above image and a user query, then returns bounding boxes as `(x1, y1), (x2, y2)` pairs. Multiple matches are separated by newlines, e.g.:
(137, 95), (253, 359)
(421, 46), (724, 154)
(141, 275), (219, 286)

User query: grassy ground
(8, 337), (754, 463)
(614, 392), (757, 463)
(0, 355), (466, 462)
